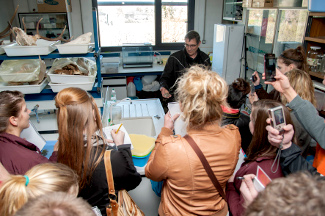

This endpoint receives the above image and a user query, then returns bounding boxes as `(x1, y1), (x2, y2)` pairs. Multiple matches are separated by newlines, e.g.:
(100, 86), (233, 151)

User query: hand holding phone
(268, 106), (286, 132)
(264, 54), (276, 82)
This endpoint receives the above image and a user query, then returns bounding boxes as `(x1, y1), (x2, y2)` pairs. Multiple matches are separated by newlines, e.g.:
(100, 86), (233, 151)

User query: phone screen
(264, 54), (276, 81)
(274, 108), (285, 126)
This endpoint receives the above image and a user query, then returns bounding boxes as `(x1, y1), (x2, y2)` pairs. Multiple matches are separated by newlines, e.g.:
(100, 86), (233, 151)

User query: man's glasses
(184, 44), (197, 48)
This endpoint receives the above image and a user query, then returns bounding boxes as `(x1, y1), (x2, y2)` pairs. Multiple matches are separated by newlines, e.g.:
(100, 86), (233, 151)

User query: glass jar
(307, 46), (322, 72)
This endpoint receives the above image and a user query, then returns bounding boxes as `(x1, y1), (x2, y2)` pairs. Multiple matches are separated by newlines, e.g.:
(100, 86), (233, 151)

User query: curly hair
(245, 172), (325, 216)
(175, 65), (228, 129)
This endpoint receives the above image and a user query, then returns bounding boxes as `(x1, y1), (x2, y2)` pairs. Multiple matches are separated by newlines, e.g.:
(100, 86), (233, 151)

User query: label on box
(37, 0), (44, 3)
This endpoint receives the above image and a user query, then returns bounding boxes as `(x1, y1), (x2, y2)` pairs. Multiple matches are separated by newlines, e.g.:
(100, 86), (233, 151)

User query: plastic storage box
(122, 43), (153, 68)
(102, 57), (120, 74)
(132, 153), (152, 167)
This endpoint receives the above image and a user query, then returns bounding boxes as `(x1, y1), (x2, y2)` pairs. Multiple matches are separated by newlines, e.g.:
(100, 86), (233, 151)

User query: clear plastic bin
(122, 43), (153, 68)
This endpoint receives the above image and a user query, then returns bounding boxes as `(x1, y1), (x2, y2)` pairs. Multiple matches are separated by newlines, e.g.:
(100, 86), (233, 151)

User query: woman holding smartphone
(227, 99), (296, 216)
(250, 46), (307, 103)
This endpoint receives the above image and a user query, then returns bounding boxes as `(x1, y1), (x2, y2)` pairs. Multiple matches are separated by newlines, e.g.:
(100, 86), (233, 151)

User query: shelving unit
(304, 12), (325, 80)
(0, 8), (102, 110)
(223, 0), (243, 22)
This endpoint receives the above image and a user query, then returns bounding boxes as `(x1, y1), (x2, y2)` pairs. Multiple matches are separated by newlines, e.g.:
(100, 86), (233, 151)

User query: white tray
(56, 43), (94, 54)
(3, 39), (60, 56)
(48, 71), (96, 84)
(0, 78), (48, 94)
(49, 81), (94, 93)
(0, 40), (16, 55)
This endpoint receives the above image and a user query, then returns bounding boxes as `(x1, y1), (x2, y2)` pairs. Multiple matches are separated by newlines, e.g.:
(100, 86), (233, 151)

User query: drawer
(102, 77), (126, 86)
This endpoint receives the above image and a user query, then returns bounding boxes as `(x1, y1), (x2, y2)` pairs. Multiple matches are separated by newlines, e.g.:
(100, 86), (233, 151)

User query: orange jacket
(145, 123), (241, 216)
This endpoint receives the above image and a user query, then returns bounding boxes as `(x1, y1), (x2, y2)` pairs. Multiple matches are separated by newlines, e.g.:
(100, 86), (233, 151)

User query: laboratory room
(0, 0), (325, 215)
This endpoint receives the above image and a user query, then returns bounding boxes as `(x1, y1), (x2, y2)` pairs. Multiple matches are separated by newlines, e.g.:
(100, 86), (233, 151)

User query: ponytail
(0, 163), (78, 216)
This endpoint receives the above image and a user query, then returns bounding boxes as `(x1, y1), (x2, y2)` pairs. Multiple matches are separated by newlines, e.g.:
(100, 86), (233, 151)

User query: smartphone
(264, 54), (276, 82)
(268, 106), (286, 132)
(251, 74), (257, 83)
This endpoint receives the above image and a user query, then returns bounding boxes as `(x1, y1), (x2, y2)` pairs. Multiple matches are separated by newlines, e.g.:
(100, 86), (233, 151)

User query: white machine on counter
(212, 24), (245, 84)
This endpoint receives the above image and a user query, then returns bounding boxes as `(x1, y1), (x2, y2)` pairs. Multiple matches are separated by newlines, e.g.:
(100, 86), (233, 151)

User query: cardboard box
(252, 0), (273, 7)
(37, 0), (72, 12)
(243, 0), (253, 7)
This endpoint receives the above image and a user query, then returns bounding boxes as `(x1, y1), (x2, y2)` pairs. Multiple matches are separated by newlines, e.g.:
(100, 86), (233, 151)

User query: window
(97, 0), (194, 51)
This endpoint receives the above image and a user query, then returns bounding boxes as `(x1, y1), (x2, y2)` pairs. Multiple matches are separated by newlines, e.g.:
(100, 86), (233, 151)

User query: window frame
(93, 0), (194, 51)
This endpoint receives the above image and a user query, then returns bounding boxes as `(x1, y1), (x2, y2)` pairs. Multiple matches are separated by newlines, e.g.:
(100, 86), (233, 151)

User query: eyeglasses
(184, 44), (198, 48)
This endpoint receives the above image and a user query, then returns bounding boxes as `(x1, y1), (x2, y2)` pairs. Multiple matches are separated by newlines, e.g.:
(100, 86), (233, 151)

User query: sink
(120, 116), (156, 137)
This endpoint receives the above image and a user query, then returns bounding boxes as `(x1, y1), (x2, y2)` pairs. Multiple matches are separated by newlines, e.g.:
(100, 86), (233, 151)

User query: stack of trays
(48, 71), (96, 93)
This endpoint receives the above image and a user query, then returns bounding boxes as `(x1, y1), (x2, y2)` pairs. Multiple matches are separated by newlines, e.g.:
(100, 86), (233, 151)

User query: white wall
(1, 0), (224, 50)
(195, 0), (224, 54)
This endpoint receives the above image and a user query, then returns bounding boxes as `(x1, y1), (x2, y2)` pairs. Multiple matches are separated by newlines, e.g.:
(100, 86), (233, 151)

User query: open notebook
(103, 124), (133, 149)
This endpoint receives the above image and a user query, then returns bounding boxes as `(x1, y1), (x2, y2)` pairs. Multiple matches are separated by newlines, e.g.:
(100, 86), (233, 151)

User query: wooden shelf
(305, 36), (325, 44)
(309, 12), (325, 17)
(309, 71), (325, 79)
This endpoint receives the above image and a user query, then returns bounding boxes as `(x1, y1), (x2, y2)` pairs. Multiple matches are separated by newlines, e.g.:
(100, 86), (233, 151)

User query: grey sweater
(287, 95), (325, 148)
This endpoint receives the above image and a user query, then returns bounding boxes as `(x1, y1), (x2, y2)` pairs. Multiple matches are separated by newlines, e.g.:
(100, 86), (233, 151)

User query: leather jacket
(145, 124), (241, 216)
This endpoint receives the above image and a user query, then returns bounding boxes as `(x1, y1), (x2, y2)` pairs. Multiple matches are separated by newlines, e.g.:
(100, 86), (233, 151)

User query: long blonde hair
(0, 163), (79, 216)
(175, 65), (228, 129)
(55, 87), (105, 189)
(282, 69), (317, 108)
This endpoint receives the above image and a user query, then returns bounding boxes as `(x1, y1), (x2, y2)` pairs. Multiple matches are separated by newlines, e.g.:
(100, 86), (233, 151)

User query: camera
(264, 54), (276, 82)
(268, 106), (286, 132)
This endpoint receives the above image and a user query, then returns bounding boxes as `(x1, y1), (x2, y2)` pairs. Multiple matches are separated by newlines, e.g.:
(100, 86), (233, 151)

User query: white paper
(234, 148), (246, 174)
(20, 121), (46, 150)
(102, 124), (133, 149)
(167, 102), (187, 136)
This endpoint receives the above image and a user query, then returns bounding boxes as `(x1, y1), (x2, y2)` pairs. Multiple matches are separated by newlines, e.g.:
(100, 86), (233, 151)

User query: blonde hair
(282, 69), (317, 108)
(0, 163), (79, 216)
(55, 87), (105, 189)
(175, 65), (228, 129)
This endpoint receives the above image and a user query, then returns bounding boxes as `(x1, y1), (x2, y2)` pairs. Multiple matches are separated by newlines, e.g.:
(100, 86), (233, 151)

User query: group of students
(0, 88), (141, 216)
(0, 45), (324, 216)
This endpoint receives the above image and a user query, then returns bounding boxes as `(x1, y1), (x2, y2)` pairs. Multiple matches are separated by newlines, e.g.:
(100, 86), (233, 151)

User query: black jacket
(78, 144), (142, 215)
(280, 142), (319, 176)
(159, 48), (211, 93)
(221, 112), (252, 153)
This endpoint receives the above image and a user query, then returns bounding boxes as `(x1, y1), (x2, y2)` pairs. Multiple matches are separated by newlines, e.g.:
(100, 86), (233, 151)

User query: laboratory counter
(102, 63), (165, 77)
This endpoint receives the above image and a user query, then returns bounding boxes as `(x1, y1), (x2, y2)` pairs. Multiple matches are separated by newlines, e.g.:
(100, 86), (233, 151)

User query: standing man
(159, 30), (211, 101)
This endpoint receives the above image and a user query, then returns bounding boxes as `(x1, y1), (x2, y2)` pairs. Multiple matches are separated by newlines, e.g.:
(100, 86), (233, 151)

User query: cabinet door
(273, 9), (308, 58)
(18, 13), (70, 40)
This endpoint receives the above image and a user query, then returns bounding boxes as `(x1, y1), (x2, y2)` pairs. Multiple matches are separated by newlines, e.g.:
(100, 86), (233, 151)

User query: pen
(115, 123), (123, 134)
(236, 177), (245, 180)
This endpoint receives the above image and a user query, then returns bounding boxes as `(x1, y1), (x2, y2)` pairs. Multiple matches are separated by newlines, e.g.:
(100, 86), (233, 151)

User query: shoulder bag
(184, 135), (227, 200)
(104, 150), (145, 216)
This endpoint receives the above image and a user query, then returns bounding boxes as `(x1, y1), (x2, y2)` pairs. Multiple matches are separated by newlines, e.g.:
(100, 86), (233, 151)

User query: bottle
(111, 88), (117, 102)
(127, 82), (136, 97)
(307, 46), (322, 72)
